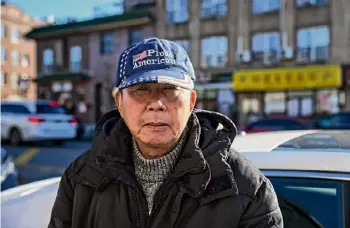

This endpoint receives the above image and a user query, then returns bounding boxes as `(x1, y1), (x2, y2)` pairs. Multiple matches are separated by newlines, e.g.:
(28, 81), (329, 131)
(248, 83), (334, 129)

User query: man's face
(115, 83), (196, 150)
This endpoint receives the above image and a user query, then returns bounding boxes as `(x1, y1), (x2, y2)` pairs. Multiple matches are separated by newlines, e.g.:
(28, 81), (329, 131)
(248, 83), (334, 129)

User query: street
(2, 140), (91, 185)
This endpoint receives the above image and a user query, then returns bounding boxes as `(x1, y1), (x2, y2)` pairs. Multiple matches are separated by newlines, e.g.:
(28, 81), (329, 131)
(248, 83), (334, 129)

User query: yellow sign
(233, 65), (342, 92)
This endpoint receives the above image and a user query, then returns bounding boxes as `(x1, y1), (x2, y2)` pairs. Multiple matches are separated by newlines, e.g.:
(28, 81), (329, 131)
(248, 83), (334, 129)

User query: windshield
(276, 131), (350, 150)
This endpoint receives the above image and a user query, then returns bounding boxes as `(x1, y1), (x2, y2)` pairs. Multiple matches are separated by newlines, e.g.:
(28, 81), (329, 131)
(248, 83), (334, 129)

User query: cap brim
(117, 69), (194, 90)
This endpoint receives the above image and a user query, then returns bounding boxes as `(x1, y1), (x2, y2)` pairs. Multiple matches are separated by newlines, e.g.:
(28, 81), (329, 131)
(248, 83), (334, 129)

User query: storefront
(233, 64), (344, 127)
(194, 72), (237, 122)
(342, 64), (350, 111)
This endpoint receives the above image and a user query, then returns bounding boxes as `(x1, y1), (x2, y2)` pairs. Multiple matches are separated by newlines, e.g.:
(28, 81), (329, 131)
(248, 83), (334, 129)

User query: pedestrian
(48, 37), (283, 228)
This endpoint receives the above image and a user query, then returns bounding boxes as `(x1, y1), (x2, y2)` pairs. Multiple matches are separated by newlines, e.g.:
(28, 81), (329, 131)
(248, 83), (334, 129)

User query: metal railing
(296, 46), (328, 63)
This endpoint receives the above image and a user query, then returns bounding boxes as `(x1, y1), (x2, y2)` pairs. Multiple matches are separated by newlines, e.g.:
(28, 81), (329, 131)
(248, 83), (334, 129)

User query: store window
(166, 0), (188, 24)
(264, 93), (286, 115)
(316, 90), (340, 115)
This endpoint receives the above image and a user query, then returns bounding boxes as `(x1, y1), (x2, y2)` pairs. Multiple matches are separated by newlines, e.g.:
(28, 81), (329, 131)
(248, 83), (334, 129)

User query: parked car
(1, 100), (77, 145)
(1, 148), (19, 191)
(242, 117), (314, 134)
(1, 130), (349, 228)
(315, 112), (350, 130)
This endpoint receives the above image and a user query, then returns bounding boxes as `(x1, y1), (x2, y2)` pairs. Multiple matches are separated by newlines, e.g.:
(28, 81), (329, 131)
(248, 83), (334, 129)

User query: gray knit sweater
(132, 127), (188, 214)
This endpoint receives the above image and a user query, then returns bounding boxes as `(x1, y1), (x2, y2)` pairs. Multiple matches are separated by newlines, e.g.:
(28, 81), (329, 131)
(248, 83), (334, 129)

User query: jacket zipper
(145, 165), (205, 228)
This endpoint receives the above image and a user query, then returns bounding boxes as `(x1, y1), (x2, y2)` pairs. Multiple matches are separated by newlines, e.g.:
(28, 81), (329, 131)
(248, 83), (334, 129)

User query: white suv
(1, 100), (77, 145)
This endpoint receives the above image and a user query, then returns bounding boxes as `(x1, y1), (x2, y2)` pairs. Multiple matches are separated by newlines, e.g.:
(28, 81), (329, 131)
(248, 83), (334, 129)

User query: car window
(36, 104), (67, 114)
(249, 119), (277, 130)
(269, 177), (345, 228)
(1, 104), (30, 114)
(278, 120), (307, 130)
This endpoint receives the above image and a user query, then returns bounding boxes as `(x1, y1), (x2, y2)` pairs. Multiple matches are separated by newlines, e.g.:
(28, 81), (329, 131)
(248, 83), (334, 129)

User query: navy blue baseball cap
(115, 37), (195, 91)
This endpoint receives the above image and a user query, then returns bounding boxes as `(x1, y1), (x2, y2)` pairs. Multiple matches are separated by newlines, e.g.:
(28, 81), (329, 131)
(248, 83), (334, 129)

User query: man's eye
(164, 86), (179, 91)
(136, 87), (149, 91)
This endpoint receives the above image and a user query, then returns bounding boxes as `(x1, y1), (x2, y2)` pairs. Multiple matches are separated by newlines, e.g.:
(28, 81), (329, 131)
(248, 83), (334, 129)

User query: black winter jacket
(48, 109), (283, 228)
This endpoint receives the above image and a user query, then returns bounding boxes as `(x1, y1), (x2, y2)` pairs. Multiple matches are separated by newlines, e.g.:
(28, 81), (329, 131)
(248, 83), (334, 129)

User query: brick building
(26, 2), (154, 123)
(26, 0), (350, 126)
(1, 1), (44, 100)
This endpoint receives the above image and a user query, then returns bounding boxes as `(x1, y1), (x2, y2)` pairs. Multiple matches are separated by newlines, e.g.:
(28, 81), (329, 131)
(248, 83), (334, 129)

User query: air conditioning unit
(281, 47), (294, 60)
(235, 50), (251, 63)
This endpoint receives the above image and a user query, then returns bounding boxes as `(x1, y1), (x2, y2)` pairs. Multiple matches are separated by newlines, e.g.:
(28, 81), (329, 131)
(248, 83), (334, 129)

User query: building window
(166, 0), (188, 24)
(11, 50), (20, 65)
(252, 32), (281, 62)
(1, 48), (6, 63)
(11, 72), (19, 89)
(100, 32), (114, 54)
(252, 0), (280, 14)
(129, 29), (143, 45)
(173, 40), (190, 53)
(201, 36), (227, 67)
(43, 49), (54, 73)
(11, 27), (20, 43)
(297, 25), (329, 62)
(297, 0), (328, 7)
(1, 71), (7, 87)
(70, 46), (82, 72)
(21, 54), (30, 68)
(1, 23), (6, 39)
(201, 0), (227, 18)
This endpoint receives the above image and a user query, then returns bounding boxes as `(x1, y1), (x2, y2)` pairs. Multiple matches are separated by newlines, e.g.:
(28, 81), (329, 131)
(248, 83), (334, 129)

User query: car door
(1, 104), (31, 139)
(265, 172), (350, 228)
(1, 104), (11, 139)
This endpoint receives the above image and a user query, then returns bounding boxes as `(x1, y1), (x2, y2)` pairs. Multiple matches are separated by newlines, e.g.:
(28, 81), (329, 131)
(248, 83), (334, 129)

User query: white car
(1, 100), (77, 145)
(1, 130), (350, 228)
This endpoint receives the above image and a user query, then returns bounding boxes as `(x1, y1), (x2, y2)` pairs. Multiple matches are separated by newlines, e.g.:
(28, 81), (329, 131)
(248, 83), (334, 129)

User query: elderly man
(49, 37), (283, 228)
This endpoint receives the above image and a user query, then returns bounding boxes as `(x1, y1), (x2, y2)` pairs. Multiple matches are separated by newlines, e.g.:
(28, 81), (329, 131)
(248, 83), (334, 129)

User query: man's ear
(114, 90), (123, 117)
(189, 89), (197, 112)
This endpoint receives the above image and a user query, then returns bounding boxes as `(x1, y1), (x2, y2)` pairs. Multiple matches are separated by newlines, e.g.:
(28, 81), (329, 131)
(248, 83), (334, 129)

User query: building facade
(26, 3), (154, 123)
(1, 2), (43, 100)
(154, 0), (350, 127)
(26, 0), (350, 126)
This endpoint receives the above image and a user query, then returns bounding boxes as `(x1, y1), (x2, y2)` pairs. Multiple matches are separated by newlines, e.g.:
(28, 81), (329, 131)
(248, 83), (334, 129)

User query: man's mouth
(145, 122), (168, 127)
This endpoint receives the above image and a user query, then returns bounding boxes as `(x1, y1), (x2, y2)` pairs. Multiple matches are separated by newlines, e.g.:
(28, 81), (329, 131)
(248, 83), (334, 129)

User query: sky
(8, 0), (124, 21)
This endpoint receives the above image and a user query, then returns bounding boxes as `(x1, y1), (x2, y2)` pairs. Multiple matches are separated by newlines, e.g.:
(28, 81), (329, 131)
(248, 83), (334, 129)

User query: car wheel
(9, 128), (22, 146)
(53, 140), (64, 146)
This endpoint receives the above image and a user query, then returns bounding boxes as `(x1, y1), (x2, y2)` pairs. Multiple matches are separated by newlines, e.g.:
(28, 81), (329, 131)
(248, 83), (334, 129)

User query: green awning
(25, 9), (154, 39)
(34, 72), (91, 83)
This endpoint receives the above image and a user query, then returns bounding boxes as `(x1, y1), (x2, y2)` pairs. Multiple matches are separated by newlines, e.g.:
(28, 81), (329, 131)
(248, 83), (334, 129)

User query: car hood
(1, 177), (60, 228)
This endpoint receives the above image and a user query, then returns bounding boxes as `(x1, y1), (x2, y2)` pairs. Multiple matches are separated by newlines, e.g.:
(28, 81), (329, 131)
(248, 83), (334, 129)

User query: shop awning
(34, 72), (91, 83)
(233, 64), (342, 92)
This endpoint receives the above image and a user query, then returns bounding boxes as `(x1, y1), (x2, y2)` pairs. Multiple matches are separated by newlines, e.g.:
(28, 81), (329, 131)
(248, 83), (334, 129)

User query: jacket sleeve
(238, 178), (283, 228)
(48, 171), (75, 228)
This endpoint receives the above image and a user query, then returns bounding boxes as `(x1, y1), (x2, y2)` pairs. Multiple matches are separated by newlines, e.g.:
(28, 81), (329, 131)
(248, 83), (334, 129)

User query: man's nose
(146, 95), (166, 111)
